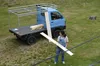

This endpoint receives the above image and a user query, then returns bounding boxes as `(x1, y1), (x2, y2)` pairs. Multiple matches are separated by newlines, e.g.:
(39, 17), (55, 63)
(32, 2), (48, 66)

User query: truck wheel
(26, 36), (36, 45)
(53, 30), (60, 38)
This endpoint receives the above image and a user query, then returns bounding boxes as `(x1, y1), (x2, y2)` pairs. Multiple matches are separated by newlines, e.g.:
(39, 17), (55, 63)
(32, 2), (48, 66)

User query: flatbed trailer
(9, 25), (46, 36)
(9, 25), (65, 44)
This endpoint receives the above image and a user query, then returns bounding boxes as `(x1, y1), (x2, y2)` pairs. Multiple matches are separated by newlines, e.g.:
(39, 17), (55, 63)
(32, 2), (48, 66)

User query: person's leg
(61, 50), (65, 62)
(55, 47), (60, 63)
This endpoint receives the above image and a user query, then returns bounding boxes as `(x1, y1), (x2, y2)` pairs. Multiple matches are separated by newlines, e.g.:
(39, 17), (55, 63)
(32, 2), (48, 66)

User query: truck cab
(37, 5), (66, 29)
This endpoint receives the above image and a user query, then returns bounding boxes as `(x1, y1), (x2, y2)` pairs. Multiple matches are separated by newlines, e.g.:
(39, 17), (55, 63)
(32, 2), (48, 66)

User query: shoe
(62, 61), (65, 64)
(54, 62), (57, 64)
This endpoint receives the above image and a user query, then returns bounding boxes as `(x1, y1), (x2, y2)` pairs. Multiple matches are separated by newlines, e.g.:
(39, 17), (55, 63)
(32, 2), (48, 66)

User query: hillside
(0, 0), (100, 66)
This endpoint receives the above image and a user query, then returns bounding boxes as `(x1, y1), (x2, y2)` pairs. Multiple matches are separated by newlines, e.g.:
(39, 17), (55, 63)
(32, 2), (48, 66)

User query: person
(54, 30), (69, 64)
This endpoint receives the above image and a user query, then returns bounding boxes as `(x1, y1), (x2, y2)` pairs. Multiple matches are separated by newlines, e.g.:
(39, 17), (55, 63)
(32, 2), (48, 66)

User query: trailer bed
(9, 25), (46, 36)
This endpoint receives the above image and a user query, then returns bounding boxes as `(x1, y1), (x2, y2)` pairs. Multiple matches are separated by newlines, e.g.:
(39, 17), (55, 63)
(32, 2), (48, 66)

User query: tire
(26, 35), (36, 45)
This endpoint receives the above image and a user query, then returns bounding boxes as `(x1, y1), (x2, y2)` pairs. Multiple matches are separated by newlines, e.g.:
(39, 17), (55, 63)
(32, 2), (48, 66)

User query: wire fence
(89, 60), (100, 66)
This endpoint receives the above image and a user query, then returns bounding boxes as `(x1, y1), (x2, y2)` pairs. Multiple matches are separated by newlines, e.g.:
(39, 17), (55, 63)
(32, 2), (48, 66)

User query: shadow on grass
(7, 35), (47, 46)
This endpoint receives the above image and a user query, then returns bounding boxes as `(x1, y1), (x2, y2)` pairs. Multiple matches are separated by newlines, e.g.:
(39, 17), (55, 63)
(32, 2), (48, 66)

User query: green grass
(0, 0), (100, 66)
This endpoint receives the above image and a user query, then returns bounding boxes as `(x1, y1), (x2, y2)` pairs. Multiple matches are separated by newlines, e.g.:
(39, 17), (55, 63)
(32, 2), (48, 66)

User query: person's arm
(57, 36), (60, 42)
(66, 42), (68, 46)
(66, 36), (69, 47)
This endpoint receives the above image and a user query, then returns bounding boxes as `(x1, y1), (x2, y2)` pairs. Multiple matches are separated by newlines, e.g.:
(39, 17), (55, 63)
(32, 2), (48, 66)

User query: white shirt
(57, 36), (69, 43)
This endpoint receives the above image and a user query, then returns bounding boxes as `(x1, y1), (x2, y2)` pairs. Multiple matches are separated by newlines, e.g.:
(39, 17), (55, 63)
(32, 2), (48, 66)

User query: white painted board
(45, 12), (52, 41)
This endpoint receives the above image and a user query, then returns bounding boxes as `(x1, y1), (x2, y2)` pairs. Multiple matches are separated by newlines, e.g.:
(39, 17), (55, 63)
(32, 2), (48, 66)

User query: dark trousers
(55, 47), (64, 62)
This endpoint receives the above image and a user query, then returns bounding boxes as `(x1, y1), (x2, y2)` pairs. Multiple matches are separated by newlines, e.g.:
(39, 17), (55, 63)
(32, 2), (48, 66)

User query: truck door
(50, 12), (65, 28)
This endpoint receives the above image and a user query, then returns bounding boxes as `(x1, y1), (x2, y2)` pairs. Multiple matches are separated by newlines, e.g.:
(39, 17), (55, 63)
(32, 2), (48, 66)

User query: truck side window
(51, 12), (63, 20)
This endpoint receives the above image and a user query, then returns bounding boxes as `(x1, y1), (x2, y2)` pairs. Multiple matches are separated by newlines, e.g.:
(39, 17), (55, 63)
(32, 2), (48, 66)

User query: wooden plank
(45, 12), (52, 41)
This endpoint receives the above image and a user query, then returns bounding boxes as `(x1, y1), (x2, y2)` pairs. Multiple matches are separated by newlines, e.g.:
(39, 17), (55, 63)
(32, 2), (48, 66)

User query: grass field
(0, 0), (100, 66)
